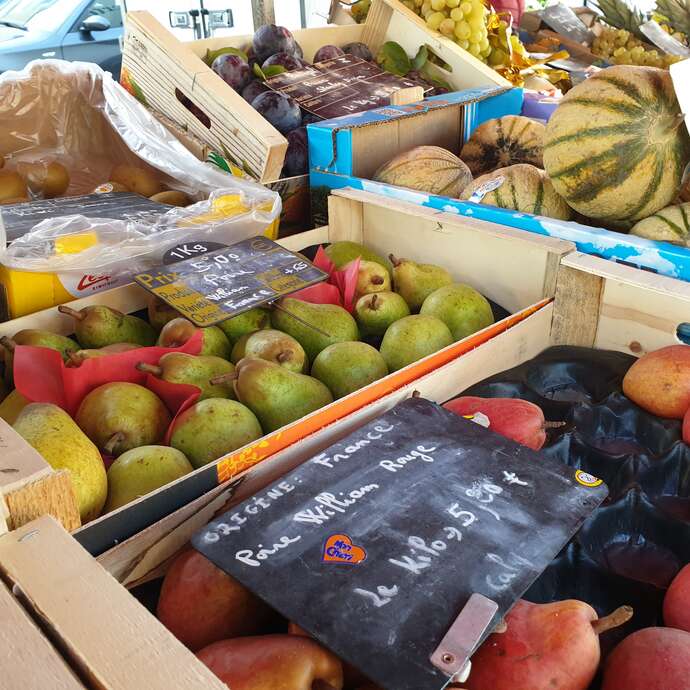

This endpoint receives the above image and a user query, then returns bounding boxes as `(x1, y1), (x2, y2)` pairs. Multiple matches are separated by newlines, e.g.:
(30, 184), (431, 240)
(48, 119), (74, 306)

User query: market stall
(0, 0), (689, 688)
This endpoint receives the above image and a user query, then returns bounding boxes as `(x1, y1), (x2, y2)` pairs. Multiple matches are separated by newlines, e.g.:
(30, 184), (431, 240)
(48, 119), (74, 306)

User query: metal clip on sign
(430, 593), (498, 684)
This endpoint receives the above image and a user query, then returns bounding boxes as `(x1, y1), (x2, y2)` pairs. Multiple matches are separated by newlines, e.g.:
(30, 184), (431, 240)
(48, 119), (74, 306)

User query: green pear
(0, 389), (29, 425)
(218, 307), (271, 344)
(271, 297), (359, 361)
(231, 329), (307, 373)
(157, 317), (231, 360)
(75, 382), (171, 455)
(147, 296), (181, 332)
(58, 304), (156, 348)
(136, 353), (235, 400)
(234, 358), (333, 432)
(1, 329), (79, 386)
(105, 446), (193, 511)
(170, 398), (263, 468)
(420, 284), (495, 341)
(13, 403), (107, 522)
(324, 241), (392, 278)
(380, 314), (453, 372)
(345, 259), (391, 299)
(311, 342), (388, 399)
(390, 254), (453, 311)
(355, 291), (410, 340)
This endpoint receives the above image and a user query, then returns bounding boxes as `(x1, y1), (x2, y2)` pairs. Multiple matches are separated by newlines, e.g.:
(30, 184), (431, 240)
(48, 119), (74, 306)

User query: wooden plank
(389, 86), (426, 106)
(327, 194), (364, 244)
(0, 579), (85, 690)
(550, 263), (603, 348)
(328, 189), (574, 313)
(0, 517), (228, 690)
(0, 419), (81, 533)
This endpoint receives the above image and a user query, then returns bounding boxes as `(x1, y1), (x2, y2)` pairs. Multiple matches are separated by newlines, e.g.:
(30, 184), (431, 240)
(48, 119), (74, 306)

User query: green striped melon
(373, 146), (473, 197)
(460, 164), (573, 220)
(544, 65), (690, 223)
(460, 115), (545, 176)
(630, 203), (690, 246)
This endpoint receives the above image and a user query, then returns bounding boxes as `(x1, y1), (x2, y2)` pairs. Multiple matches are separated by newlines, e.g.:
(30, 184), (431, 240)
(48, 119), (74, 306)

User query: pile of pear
(0, 241), (494, 525)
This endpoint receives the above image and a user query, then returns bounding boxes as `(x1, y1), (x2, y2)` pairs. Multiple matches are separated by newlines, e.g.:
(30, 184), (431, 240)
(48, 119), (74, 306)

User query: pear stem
(591, 605), (633, 635)
(0, 336), (16, 353)
(66, 352), (85, 367)
(271, 302), (331, 338)
(103, 432), (125, 456)
(544, 421), (566, 429)
(388, 253), (401, 267)
(136, 362), (163, 377)
(370, 294), (379, 310)
(210, 371), (237, 385)
(58, 305), (85, 321)
(493, 619), (508, 634)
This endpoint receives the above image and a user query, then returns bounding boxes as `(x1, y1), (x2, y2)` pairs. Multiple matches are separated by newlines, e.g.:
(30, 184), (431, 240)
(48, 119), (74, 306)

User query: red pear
(157, 549), (271, 651)
(622, 344), (690, 419)
(465, 599), (633, 690)
(197, 634), (344, 690)
(601, 627), (690, 690)
(443, 396), (550, 450)
(664, 563), (690, 632)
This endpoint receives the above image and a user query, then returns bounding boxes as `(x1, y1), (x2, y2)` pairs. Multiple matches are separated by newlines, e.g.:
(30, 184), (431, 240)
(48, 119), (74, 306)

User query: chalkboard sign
(266, 54), (428, 120)
(134, 236), (328, 327)
(540, 3), (594, 45)
(0, 192), (169, 243)
(193, 397), (607, 690)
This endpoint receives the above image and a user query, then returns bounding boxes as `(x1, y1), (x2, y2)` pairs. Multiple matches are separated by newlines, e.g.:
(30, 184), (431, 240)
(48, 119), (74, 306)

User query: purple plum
(211, 53), (251, 92)
(241, 79), (269, 103)
(342, 42), (373, 62)
(252, 24), (299, 62)
(282, 126), (308, 177)
(262, 52), (304, 72)
(313, 45), (345, 63)
(251, 91), (302, 134)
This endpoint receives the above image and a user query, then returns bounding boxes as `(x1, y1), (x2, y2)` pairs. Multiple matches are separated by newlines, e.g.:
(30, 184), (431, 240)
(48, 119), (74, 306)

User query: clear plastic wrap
(0, 59), (280, 240)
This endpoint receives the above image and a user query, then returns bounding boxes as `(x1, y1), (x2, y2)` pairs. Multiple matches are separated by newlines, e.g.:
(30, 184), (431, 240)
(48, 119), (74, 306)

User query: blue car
(0, 0), (123, 77)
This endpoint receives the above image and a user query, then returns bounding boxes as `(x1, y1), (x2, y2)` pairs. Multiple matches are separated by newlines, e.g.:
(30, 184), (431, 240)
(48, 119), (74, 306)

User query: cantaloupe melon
(544, 65), (690, 223)
(373, 146), (472, 197)
(630, 203), (690, 246)
(460, 115), (545, 176)
(460, 164), (573, 220)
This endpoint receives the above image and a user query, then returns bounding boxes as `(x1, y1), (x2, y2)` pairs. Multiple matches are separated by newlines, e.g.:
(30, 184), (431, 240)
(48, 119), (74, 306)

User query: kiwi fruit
(110, 164), (162, 197)
(0, 170), (28, 202)
(19, 161), (70, 198)
(149, 190), (191, 206)
(93, 181), (129, 194)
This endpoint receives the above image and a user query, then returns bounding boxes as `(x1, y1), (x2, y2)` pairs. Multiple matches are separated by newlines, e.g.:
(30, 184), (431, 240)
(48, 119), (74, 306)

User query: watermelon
(630, 202), (690, 246)
(460, 115), (545, 176)
(373, 145), (473, 197)
(460, 163), (573, 220)
(544, 65), (690, 223)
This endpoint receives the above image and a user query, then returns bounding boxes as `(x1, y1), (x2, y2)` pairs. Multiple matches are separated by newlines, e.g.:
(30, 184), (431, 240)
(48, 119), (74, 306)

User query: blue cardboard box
(309, 86), (690, 282)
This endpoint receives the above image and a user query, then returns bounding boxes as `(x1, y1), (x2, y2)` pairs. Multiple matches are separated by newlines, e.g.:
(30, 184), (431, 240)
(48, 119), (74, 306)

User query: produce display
(369, 63), (690, 243)
(0, 157), (193, 207)
(132, 342), (690, 690)
(0, 241), (495, 524)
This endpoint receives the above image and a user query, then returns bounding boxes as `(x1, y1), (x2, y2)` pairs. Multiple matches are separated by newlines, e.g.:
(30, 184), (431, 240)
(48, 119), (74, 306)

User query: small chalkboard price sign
(193, 397), (608, 690)
(134, 236), (328, 327)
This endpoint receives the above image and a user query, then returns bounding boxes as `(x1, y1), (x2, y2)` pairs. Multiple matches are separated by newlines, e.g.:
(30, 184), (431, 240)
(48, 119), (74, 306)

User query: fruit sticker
(322, 534), (367, 565)
(575, 470), (604, 488)
(467, 175), (505, 203)
(463, 412), (491, 428)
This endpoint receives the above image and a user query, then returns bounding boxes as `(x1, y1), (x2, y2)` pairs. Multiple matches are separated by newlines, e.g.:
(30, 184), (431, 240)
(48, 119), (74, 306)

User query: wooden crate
(0, 516), (227, 690)
(0, 188), (573, 552)
(94, 252), (690, 586)
(121, 0), (508, 182)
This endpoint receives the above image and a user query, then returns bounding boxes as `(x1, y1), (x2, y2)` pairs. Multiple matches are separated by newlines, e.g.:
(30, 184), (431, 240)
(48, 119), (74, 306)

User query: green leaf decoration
(263, 65), (287, 77)
(203, 46), (248, 66)
(376, 41), (412, 76)
(253, 63), (267, 81)
(412, 45), (428, 71)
